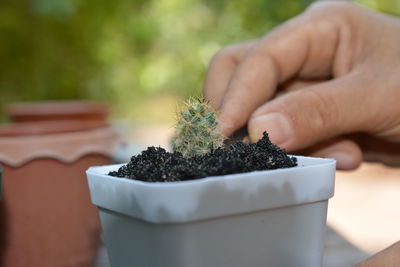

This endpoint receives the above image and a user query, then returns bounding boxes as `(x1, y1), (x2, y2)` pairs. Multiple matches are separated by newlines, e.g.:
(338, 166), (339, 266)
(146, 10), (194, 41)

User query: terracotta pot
(0, 165), (2, 199)
(0, 124), (117, 267)
(0, 165), (5, 266)
(7, 101), (109, 123)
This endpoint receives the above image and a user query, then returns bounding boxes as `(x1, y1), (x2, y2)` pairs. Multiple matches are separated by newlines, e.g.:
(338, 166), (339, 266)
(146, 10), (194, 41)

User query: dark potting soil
(108, 132), (297, 182)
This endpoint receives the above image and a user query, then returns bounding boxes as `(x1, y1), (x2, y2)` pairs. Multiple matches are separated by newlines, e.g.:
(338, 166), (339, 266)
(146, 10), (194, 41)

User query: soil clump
(109, 132), (297, 182)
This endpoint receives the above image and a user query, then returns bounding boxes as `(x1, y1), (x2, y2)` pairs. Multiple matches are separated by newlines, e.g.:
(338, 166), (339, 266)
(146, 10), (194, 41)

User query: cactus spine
(172, 97), (224, 158)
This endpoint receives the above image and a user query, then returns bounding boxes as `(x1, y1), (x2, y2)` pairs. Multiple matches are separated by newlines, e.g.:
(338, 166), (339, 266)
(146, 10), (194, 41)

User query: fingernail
(249, 113), (293, 146)
(328, 152), (357, 170)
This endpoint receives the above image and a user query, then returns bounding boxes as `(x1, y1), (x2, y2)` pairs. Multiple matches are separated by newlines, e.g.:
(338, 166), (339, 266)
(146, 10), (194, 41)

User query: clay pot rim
(0, 120), (108, 137)
(0, 152), (115, 168)
(0, 127), (118, 167)
(7, 100), (109, 117)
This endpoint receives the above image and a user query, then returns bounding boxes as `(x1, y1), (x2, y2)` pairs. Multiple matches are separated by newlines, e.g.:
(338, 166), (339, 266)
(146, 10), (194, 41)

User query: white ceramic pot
(86, 156), (335, 267)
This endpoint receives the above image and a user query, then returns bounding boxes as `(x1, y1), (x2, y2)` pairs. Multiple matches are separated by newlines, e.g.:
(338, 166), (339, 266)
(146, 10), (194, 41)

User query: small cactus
(172, 97), (224, 158)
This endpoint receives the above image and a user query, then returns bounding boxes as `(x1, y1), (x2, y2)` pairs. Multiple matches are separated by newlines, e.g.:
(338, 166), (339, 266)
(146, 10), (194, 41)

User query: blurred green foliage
(0, 0), (399, 121)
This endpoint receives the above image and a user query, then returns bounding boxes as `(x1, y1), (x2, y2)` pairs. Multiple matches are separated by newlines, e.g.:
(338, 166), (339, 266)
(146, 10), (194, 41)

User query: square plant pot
(86, 155), (335, 267)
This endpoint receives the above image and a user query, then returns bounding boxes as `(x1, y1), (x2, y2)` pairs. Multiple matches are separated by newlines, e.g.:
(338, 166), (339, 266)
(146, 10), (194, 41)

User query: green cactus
(172, 97), (224, 158)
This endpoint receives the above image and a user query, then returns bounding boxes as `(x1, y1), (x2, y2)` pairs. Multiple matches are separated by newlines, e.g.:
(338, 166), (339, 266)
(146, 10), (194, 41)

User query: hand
(203, 1), (400, 170)
(354, 240), (400, 267)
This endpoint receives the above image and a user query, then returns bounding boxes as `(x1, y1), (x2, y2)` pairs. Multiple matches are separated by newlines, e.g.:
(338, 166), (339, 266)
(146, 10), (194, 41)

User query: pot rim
(0, 127), (118, 167)
(87, 156), (336, 224)
(7, 100), (109, 117)
(0, 120), (108, 137)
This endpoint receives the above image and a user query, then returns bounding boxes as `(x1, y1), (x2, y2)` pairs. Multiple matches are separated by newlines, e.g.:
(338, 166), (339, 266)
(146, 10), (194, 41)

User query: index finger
(203, 41), (256, 109)
(218, 10), (341, 137)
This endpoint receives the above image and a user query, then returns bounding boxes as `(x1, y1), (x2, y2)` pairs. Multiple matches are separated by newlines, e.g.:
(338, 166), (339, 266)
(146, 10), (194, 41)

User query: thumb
(248, 74), (372, 151)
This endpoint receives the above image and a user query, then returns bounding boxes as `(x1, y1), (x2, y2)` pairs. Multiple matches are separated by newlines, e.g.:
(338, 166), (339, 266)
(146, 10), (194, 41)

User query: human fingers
(278, 79), (327, 96)
(203, 41), (257, 109)
(353, 134), (400, 167)
(217, 3), (348, 137)
(247, 72), (374, 151)
(274, 78), (363, 170)
(297, 138), (363, 170)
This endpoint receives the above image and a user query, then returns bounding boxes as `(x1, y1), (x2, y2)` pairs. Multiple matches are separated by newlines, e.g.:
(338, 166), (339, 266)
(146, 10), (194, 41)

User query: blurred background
(1, 0), (399, 124)
(1, 0), (400, 266)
